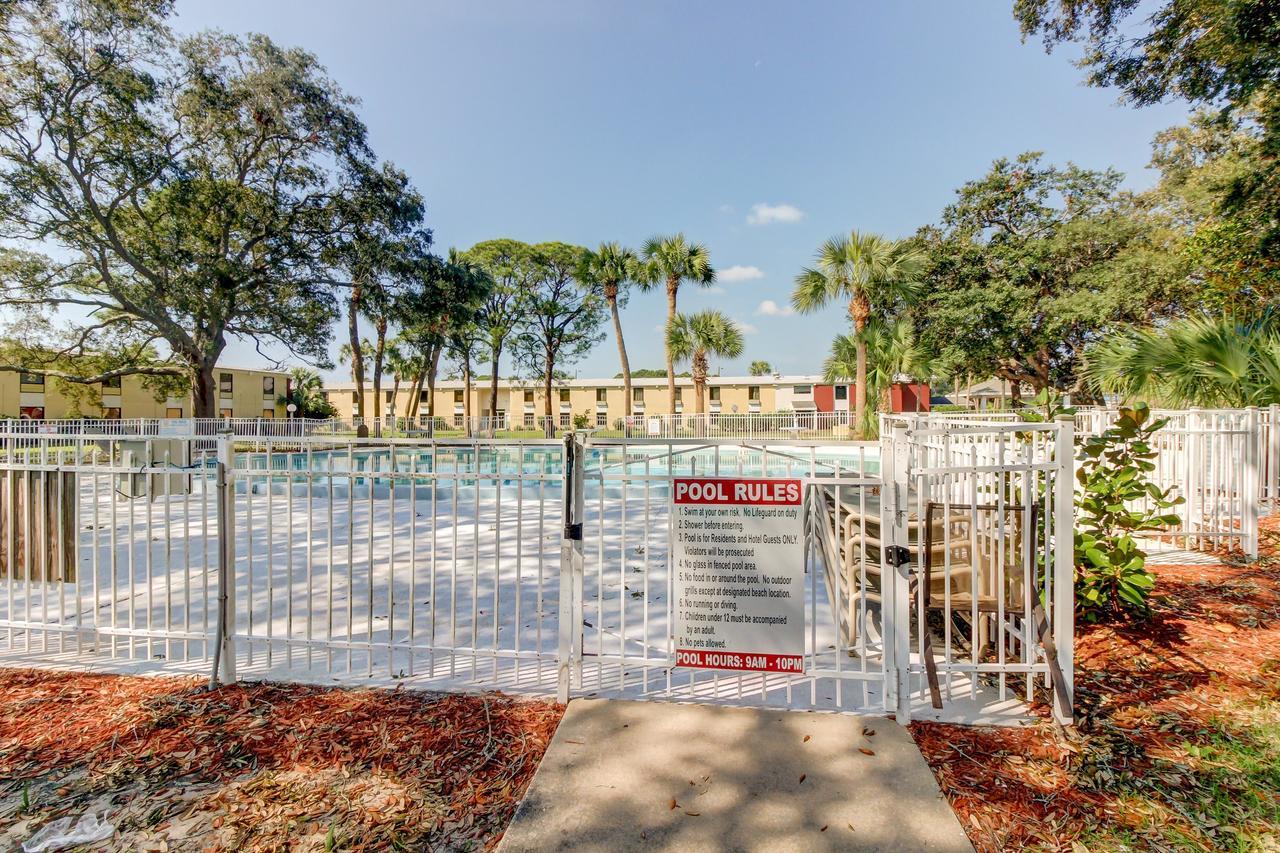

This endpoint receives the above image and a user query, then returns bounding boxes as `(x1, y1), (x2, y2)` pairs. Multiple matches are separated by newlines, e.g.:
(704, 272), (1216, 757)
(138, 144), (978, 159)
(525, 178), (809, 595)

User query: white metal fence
(0, 422), (1079, 723)
(923, 406), (1270, 559)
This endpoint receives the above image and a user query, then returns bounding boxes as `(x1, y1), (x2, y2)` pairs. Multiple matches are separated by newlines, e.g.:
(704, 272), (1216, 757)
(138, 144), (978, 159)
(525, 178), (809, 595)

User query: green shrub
(1073, 403), (1182, 621)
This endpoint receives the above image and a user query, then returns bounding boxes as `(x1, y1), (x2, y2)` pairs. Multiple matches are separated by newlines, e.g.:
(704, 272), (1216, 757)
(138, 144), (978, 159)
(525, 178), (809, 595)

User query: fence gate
(568, 425), (1074, 724)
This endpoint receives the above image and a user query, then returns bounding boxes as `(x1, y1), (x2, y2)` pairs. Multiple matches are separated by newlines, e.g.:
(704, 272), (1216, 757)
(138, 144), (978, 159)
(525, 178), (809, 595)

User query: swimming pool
(233, 443), (880, 495)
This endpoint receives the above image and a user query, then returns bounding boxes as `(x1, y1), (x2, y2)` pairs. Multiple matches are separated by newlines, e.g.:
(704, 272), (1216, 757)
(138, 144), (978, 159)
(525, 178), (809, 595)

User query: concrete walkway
(499, 699), (973, 852)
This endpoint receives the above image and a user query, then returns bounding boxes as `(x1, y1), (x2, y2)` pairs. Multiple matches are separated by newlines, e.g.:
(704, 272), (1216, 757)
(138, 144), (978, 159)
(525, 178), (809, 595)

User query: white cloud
(719, 265), (765, 283)
(755, 299), (794, 317)
(702, 285), (727, 295)
(734, 320), (759, 335)
(717, 203), (736, 215)
(746, 202), (805, 226)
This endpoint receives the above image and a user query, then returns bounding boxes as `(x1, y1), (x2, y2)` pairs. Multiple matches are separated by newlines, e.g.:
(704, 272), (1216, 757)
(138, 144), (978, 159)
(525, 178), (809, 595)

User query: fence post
(557, 432), (585, 703)
(1245, 407), (1261, 562)
(883, 421), (912, 721)
(1268, 404), (1279, 506)
(212, 431), (237, 686)
(1052, 415), (1075, 725)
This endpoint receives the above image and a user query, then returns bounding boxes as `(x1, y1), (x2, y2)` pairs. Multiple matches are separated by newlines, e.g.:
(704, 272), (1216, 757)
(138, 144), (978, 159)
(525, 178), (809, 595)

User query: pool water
(236, 444), (880, 484)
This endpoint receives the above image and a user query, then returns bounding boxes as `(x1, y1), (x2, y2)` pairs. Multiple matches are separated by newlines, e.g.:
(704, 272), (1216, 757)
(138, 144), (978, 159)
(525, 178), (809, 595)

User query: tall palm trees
(667, 311), (745, 423)
(641, 234), (716, 415)
(579, 243), (643, 417)
(792, 231), (923, 437)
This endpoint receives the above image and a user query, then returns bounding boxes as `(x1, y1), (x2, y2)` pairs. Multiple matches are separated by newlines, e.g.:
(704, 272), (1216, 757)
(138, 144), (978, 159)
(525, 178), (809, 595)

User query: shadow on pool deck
(498, 698), (973, 853)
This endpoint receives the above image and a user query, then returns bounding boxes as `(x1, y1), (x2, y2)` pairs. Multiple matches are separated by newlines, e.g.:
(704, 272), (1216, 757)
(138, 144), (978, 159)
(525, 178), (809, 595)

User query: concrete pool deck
(498, 698), (973, 853)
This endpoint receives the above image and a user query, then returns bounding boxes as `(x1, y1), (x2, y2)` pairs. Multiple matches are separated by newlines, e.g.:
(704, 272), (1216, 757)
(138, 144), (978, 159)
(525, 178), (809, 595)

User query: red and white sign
(672, 476), (805, 674)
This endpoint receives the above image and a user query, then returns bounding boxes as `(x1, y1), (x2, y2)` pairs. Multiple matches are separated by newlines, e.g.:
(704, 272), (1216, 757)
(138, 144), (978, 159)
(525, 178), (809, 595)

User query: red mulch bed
(0, 673), (562, 851)
(911, 518), (1280, 851)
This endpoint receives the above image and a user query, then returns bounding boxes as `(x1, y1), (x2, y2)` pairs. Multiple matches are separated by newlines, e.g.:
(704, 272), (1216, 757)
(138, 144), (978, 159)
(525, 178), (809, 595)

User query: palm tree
(1086, 315), (1280, 407)
(383, 338), (413, 425)
(279, 367), (336, 419)
(641, 235), (716, 414)
(792, 231), (924, 438)
(579, 243), (643, 418)
(824, 318), (925, 436)
(666, 311), (745, 430)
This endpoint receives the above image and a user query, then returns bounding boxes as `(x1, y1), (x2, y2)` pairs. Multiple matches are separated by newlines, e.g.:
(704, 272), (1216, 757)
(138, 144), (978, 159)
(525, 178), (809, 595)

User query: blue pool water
(236, 443), (879, 482)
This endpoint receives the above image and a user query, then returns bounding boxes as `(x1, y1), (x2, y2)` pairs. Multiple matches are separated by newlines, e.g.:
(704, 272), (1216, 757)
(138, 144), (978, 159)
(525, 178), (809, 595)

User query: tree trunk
(192, 358), (218, 419)
(426, 346), (442, 420)
(544, 347), (556, 437)
(463, 355), (474, 438)
(390, 373), (400, 426)
(488, 345), (501, 425)
(347, 283), (365, 420)
(371, 317), (387, 421)
(693, 351), (707, 437)
(850, 294), (870, 439)
(407, 373), (422, 421)
(665, 276), (679, 415)
(608, 285), (631, 426)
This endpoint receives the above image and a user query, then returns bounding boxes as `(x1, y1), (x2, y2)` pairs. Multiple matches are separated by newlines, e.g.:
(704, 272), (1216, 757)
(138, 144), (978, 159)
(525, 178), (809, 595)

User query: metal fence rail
(0, 425), (1079, 723)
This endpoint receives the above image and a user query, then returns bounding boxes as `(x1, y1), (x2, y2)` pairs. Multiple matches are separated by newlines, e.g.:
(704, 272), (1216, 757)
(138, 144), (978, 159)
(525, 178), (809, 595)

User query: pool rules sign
(672, 477), (805, 674)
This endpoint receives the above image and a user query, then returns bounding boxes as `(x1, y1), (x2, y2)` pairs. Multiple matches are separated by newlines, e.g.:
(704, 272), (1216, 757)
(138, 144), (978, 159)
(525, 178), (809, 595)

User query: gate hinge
(884, 545), (912, 568)
(564, 522), (583, 541)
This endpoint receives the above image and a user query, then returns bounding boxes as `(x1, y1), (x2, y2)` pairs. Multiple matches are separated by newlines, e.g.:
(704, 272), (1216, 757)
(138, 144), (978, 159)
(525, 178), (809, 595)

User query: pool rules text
(672, 477), (805, 674)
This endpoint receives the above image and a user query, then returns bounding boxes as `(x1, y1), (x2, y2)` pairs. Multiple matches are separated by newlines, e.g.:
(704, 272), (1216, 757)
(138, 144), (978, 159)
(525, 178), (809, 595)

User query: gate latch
(564, 522), (583, 541)
(884, 545), (912, 568)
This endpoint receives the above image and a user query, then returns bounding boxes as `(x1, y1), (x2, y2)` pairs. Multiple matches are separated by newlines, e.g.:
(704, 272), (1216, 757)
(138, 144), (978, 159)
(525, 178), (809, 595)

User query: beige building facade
(323, 375), (828, 428)
(0, 366), (291, 420)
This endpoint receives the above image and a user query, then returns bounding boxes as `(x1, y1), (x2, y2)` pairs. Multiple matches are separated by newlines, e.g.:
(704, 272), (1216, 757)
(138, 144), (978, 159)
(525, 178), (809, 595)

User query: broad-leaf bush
(1074, 403), (1182, 621)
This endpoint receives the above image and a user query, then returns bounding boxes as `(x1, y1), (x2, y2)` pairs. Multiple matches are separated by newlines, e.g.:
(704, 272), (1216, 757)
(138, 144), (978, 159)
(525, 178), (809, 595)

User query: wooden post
(0, 470), (75, 583)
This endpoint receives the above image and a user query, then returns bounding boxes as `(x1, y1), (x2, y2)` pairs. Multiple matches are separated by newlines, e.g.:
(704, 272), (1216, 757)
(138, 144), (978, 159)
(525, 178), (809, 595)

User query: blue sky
(177, 0), (1191, 380)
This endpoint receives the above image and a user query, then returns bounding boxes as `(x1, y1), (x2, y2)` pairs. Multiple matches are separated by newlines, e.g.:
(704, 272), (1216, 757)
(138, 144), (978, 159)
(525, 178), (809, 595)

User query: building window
(709, 387), (721, 402)
(19, 406), (44, 419)
(219, 372), (233, 394)
(219, 408), (233, 419)
(262, 376), (275, 396)
(835, 385), (848, 401)
(596, 388), (607, 403)
(674, 387), (682, 401)
(19, 372), (43, 386)
(559, 388), (570, 403)
(101, 375), (122, 390)
(261, 409), (274, 419)
(385, 390), (394, 404)
(102, 407), (122, 420)
(453, 413), (463, 427)
(748, 386), (761, 401)
(524, 412), (535, 428)
(524, 390), (534, 403)
(453, 390), (464, 403)
(596, 410), (608, 427)
(559, 411), (570, 428)
(632, 388), (644, 403)
(793, 384), (812, 395)
(165, 407), (183, 418)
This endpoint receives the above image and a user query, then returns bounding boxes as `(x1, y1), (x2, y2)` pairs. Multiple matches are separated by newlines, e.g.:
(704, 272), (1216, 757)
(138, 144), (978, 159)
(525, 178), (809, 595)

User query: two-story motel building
(321, 374), (931, 428)
(0, 366), (292, 420)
